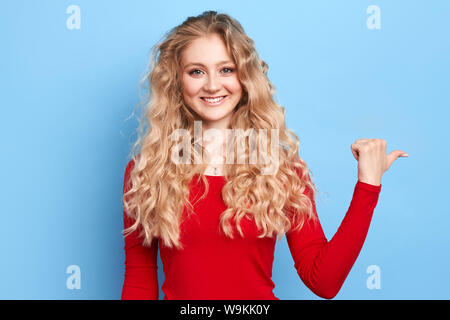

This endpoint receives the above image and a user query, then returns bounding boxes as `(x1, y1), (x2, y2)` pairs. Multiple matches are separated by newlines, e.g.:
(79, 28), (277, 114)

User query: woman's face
(180, 33), (243, 131)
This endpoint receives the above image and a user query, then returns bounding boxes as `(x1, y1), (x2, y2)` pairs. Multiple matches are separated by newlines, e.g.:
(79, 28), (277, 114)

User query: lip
(200, 95), (228, 106)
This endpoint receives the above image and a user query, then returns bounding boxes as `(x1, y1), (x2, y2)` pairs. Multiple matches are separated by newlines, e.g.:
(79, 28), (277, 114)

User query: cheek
(225, 76), (243, 96)
(181, 76), (202, 98)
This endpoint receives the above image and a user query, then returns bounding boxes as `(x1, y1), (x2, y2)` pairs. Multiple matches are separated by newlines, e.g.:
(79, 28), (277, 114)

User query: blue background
(1, 0), (449, 299)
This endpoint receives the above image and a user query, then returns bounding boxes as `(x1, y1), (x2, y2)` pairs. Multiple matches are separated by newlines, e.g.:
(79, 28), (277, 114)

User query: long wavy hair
(122, 10), (319, 250)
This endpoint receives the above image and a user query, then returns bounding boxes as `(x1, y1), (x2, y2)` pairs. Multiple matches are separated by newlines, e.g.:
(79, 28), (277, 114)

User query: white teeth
(203, 96), (224, 103)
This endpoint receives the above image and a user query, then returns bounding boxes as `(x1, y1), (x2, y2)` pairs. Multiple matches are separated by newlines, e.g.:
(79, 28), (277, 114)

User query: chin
(196, 106), (235, 120)
(201, 113), (232, 122)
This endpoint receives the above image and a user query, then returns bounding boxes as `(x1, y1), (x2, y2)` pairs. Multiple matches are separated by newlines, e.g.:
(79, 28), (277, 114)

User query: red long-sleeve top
(121, 159), (381, 300)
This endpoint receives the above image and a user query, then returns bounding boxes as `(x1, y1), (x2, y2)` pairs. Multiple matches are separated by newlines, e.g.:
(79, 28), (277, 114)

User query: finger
(386, 150), (408, 170)
(354, 138), (370, 144)
(350, 144), (359, 161)
(352, 149), (359, 161)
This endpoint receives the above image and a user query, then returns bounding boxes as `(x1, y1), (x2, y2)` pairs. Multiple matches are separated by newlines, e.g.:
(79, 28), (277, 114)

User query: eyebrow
(183, 60), (234, 70)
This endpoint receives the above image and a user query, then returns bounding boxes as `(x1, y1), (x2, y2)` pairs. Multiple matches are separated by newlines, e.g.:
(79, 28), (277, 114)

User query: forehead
(181, 34), (233, 65)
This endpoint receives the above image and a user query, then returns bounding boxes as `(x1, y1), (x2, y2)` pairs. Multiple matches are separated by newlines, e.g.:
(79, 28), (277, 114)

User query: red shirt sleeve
(121, 159), (159, 300)
(285, 178), (381, 299)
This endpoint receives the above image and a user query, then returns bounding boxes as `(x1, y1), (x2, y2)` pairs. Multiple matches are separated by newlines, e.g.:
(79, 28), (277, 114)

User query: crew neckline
(193, 173), (225, 178)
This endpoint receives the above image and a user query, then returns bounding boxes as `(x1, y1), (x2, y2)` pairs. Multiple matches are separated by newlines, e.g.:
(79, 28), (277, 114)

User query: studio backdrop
(1, 0), (449, 299)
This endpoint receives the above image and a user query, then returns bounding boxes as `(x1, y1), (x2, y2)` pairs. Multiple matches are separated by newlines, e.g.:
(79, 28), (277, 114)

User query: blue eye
(189, 69), (203, 75)
(222, 67), (234, 74)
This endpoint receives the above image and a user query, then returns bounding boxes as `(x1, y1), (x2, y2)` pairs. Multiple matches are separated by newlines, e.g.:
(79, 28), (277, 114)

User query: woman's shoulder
(123, 155), (141, 191)
(125, 154), (142, 175)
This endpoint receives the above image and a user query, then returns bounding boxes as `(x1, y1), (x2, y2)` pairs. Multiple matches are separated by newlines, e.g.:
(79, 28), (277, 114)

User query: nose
(204, 73), (221, 92)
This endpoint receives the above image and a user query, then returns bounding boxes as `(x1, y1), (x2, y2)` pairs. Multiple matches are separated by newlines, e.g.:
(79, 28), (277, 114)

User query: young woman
(120, 11), (407, 300)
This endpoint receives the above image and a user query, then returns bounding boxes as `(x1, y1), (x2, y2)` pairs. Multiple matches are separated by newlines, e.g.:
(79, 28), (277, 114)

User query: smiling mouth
(200, 95), (228, 105)
(201, 95), (227, 100)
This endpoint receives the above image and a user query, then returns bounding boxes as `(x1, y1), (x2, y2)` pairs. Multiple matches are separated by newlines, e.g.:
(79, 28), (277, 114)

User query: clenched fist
(350, 138), (408, 186)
